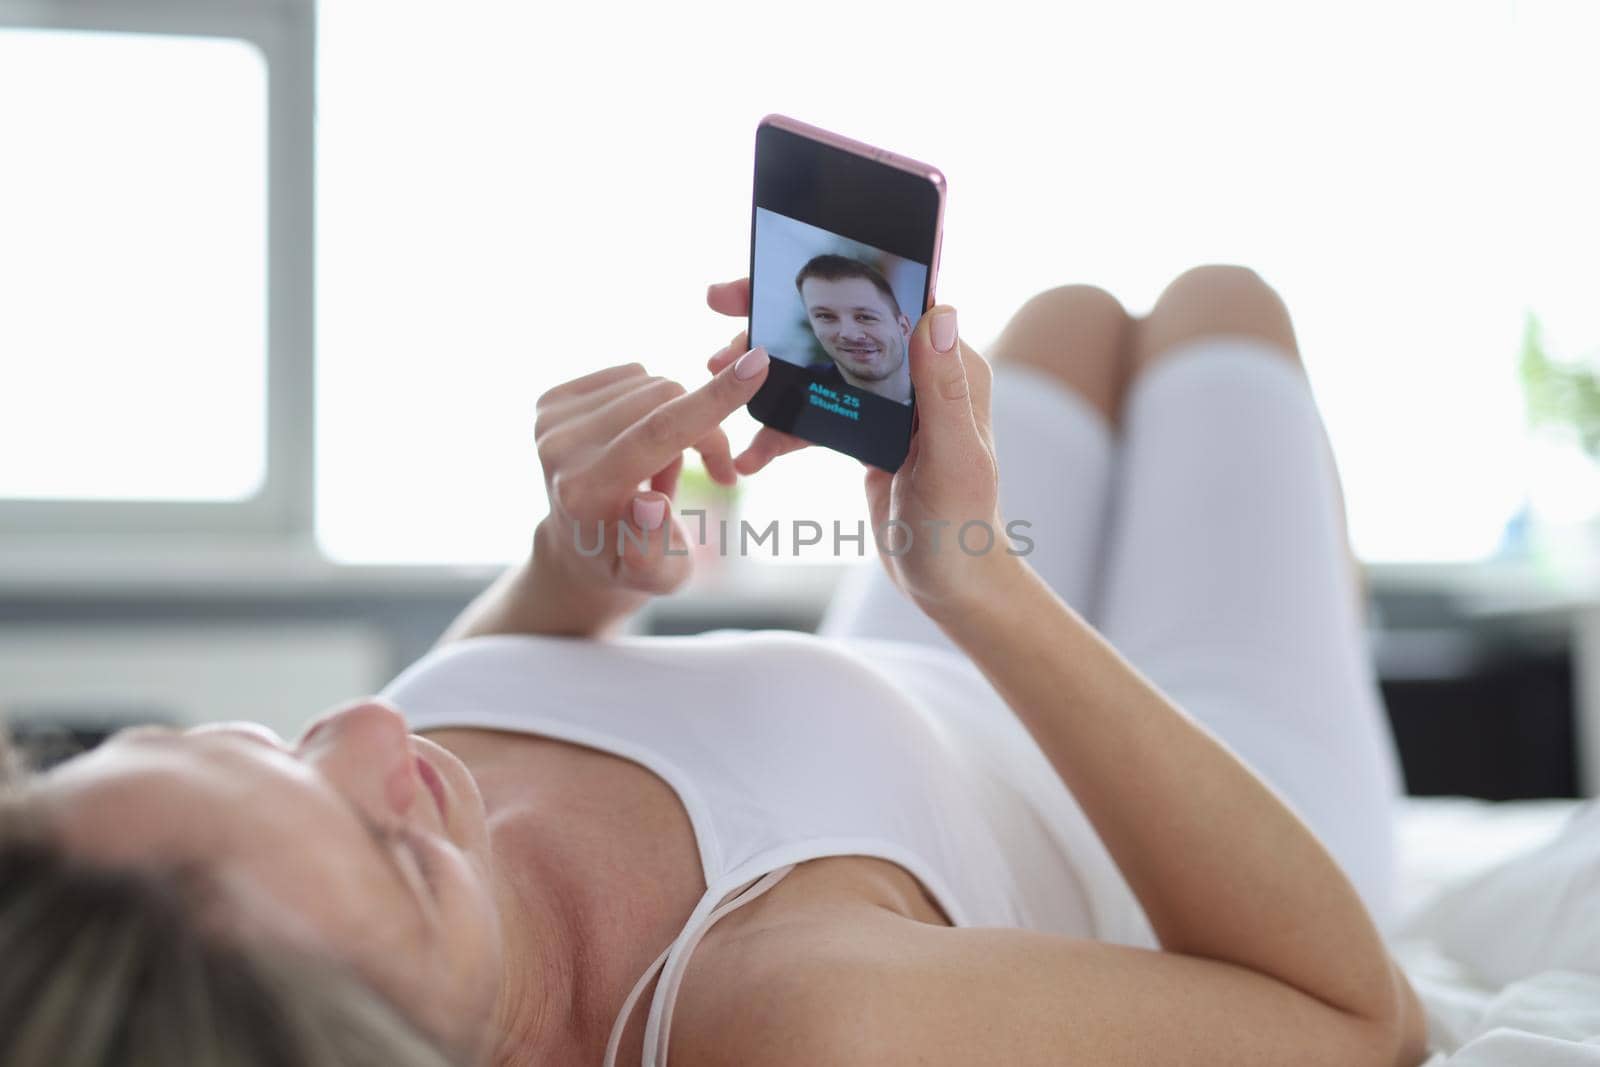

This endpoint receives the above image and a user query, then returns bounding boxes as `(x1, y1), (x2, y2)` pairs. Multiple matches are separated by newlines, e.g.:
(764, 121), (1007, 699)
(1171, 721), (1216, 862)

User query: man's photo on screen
(750, 208), (927, 409)
(793, 254), (913, 405)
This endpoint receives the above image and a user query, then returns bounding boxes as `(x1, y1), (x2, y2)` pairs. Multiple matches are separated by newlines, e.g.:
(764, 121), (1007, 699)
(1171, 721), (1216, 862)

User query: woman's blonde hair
(0, 728), (464, 1067)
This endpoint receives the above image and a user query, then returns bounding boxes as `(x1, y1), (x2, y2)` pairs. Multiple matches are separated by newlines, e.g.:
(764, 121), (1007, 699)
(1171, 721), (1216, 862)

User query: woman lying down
(0, 266), (1429, 1066)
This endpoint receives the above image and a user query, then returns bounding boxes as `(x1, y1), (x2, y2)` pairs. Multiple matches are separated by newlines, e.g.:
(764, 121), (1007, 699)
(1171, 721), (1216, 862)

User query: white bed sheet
(1392, 796), (1600, 1065)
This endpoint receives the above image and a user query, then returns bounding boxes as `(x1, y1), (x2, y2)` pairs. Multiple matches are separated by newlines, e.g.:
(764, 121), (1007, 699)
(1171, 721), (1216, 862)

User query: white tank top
(381, 630), (1154, 1066)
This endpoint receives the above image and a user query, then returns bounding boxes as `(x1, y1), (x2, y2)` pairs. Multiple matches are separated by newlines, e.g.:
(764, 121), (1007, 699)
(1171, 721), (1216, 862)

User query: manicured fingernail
(930, 309), (958, 354)
(632, 496), (666, 530)
(733, 345), (769, 380)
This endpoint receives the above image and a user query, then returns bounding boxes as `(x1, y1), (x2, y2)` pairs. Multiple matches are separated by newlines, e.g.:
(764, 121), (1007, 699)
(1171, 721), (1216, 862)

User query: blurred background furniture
(4, 560), (1596, 800)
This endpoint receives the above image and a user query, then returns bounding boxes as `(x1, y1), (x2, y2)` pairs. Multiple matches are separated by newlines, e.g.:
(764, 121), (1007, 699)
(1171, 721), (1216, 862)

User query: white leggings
(819, 337), (1405, 930)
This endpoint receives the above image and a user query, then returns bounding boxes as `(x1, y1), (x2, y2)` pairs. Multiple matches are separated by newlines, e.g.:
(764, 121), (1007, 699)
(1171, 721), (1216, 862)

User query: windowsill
(1372, 559), (1600, 617)
(0, 541), (1596, 617)
(0, 541), (501, 600)
(0, 540), (860, 607)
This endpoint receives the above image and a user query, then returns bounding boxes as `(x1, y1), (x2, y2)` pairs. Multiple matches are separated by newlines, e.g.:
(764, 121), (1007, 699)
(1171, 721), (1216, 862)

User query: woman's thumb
(617, 490), (690, 594)
(907, 305), (980, 456)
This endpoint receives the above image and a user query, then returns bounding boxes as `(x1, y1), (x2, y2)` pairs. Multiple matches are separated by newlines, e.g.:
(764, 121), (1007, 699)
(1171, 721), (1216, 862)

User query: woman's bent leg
(819, 286), (1131, 650)
(1095, 266), (1405, 929)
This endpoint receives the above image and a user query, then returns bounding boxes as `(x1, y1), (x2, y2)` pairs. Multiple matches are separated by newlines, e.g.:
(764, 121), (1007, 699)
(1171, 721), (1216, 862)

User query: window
(0, 0), (312, 543)
(0, 29), (266, 501)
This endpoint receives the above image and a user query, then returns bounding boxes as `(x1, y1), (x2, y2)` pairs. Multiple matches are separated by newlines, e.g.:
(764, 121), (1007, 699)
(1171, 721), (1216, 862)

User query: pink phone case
(757, 114), (947, 313)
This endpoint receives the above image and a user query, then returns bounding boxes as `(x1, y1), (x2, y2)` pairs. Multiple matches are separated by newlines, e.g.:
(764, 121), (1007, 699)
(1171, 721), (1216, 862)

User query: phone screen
(746, 117), (944, 471)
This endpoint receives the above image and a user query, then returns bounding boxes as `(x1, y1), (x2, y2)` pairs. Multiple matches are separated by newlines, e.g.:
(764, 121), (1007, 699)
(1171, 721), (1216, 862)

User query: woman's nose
(299, 698), (406, 748)
(298, 699), (420, 819)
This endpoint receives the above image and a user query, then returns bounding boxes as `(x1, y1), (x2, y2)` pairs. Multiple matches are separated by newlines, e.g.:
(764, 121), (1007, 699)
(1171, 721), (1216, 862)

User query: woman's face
(33, 700), (503, 1052)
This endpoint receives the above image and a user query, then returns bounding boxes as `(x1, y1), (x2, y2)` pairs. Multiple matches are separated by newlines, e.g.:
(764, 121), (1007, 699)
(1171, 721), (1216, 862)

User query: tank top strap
(603, 863), (797, 1067)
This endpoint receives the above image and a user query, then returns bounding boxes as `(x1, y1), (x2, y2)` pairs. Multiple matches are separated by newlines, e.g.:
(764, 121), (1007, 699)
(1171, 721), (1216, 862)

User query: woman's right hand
(706, 275), (1015, 626)
(859, 306), (1017, 625)
(528, 349), (769, 634)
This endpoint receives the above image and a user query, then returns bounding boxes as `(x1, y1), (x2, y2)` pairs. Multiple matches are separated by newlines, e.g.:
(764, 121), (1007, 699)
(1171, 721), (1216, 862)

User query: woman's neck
(435, 730), (709, 1065)
(484, 814), (587, 1065)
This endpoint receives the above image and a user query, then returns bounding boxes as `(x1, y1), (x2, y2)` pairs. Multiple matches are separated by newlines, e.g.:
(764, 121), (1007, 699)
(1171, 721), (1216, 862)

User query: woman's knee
(1133, 265), (1300, 377)
(989, 284), (1133, 424)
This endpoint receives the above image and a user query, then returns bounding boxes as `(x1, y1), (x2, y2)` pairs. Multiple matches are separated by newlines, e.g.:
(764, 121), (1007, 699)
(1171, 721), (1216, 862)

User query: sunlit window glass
(0, 29), (267, 501)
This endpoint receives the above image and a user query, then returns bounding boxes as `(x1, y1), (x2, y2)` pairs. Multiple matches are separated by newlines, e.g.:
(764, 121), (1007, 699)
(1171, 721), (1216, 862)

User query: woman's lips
(415, 753), (449, 823)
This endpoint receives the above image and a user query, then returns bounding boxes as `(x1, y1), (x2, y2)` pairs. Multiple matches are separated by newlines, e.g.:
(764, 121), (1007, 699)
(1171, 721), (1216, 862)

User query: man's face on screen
(800, 276), (913, 383)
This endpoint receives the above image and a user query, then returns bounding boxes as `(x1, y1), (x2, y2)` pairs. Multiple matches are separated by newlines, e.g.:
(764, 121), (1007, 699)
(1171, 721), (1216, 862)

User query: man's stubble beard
(835, 335), (904, 384)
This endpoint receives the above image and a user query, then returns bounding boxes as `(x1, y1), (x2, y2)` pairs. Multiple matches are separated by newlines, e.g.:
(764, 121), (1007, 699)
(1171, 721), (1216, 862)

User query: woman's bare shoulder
(673, 898), (1418, 1067)
(666, 856), (943, 1065)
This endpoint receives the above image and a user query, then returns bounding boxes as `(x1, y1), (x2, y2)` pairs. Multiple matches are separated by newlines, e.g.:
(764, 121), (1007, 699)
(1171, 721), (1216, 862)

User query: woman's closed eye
(187, 726), (446, 920)
(355, 809), (444, 923)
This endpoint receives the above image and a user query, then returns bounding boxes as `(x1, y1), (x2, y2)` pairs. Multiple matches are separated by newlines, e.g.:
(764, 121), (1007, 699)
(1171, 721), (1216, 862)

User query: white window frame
(0, 0), (314, 556)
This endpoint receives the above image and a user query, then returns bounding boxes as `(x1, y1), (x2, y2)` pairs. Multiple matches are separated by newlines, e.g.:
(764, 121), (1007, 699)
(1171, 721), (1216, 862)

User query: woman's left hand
(705, 278), (813, 474)
(864, 306), (1015, 624)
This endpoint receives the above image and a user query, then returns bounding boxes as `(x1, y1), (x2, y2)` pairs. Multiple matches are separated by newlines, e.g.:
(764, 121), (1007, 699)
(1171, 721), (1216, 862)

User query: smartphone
(745, 115), (946, 471)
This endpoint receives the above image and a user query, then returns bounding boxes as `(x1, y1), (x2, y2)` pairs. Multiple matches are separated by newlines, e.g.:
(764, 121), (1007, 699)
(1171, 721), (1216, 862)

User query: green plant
(676, 461), (740, 507)
(1519, 310), (1600, 461)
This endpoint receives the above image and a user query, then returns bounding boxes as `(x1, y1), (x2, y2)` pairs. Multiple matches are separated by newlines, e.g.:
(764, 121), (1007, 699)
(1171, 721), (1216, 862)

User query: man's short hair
(794, 254), (905, 320)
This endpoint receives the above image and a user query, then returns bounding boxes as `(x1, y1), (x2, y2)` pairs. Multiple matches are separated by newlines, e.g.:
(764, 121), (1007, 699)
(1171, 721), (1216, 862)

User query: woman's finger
(707, 329), (750, 374)
(693, 426), (737, 486)
(732, 425), (810, 475)
(706, 278), (751, 318)
(903, 305), (982, 465)
(591, 347), (770, 490)
(959, 337), (995, 443)
(539, 371), (665, 435)
(863, 464), (892, 531)
(649, 452), (684, 500)
(580, 376), (688, 447)
(537, 361), (647, 408)
(617, 490), (692, 595)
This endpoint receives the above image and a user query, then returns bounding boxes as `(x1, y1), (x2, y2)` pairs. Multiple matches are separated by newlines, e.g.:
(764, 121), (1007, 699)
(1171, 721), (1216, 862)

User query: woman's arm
(699, 551), (1429, 1064)
(436, 519), (626, 643)
(821, 301), (1425, 1063)
(931, 553), (1425, 1052)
